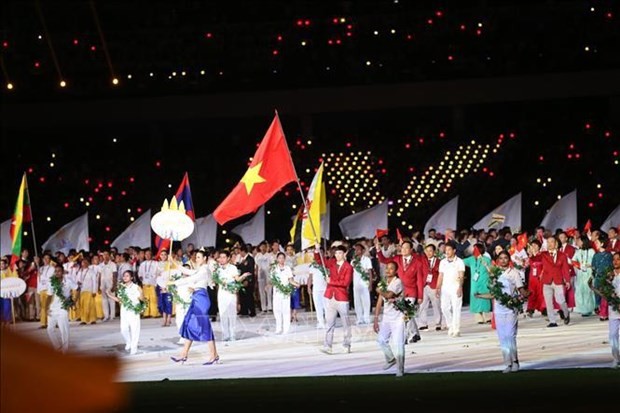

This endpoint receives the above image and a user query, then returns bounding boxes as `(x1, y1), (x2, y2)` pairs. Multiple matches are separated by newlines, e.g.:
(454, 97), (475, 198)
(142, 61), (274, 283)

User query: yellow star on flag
(240, 162), (266, 194)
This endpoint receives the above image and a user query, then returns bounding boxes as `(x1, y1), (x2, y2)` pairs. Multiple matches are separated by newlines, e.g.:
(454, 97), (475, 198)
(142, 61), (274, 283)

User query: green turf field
(128, 369), (619, 412)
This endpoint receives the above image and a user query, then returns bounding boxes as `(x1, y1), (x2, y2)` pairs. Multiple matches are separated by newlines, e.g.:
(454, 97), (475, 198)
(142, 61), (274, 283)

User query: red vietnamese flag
(214, 114), (297, 225)
(396, 228), (403, 243)
(473, 244), (481, 258)
(516, 232), (528, 252)
(583, 219), (592, 233)
(375, 228), (388, 239)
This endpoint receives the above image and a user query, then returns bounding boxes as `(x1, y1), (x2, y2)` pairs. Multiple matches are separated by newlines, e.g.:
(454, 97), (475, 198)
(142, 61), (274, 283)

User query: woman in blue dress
(169, 249), (220, 365)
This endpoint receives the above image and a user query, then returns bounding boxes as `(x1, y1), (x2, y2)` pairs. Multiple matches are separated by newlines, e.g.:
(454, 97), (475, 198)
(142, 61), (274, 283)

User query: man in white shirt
(99, 250), (117, 321)
(138, 249), (159, 318)
(590, 252), (620, 369)
(254, 242), (274, 312)
(215, 250), (249, 341)
(476, 250), (529, 373)
(437, 241), (465, 337)
(47, 265), (74, 353)
(38, 253), (55, 328)
(351, 243), (374, 325)
(374, 261), (406, 377)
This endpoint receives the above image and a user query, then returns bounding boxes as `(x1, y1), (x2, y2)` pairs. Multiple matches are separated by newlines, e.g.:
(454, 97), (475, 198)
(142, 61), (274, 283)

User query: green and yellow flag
(10, 173), (32, 268)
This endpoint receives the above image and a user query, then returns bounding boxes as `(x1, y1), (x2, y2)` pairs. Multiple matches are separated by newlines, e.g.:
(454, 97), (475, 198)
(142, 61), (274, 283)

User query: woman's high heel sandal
(203, 355), (220, 365)
(170, 356), (187, 364)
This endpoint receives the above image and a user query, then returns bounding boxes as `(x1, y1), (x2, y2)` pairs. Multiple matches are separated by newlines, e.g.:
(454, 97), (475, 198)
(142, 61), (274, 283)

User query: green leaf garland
(269, 265), (295, 295)
(117, 283), (147, 314)
(212, 265), (244, 293)
(50, 276), (75, 311)
(309, 261), (328, 280)
(596, 267), (620, 314)
(168, 274), (191, 309)
(487, 266), (526, 312)
(352, 256), (370, 283)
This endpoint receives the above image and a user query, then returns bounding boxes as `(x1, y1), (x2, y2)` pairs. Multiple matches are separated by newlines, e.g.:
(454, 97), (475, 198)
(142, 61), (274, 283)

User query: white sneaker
(612, 361), (620, 369)
(319, 347), (332, 355)
(395, 370), (404, 377)
(383, 359), (396, 370)
(502, 365), (512, 374)
(124, 344), (131, 351)
(511, 362), (520, 372)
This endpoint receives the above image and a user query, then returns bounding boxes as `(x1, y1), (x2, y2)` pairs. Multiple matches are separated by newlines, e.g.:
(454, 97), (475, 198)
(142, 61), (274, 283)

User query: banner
(41, 213), (89, 254)
(339, 201), (388, 239)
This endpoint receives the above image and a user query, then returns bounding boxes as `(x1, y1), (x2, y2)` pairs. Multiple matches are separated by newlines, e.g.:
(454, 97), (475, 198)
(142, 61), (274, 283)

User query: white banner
(232, 206), (265, 246)
(472, 192), (522, 232)
(182, 214), (218, 248)
(601, 204), (620, 232)
(42, 213), (89, 254)
(424, 196), (458, 238)
(540, 189), (577, 231)
(111, 210), (151, 251)
(0, 219), (11, 257)
(339, 201), (388, 239)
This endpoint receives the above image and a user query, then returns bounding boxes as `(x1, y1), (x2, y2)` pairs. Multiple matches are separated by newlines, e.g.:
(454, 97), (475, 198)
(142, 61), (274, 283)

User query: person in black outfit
(237, 244), (257, 317)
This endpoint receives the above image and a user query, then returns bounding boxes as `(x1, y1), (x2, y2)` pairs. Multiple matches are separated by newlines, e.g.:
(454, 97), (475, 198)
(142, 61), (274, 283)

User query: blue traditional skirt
(180, 288), (214, 342)
(290, 287), (302, 309)
(0, 298), (11, 322)
(159, 292), (173, 315)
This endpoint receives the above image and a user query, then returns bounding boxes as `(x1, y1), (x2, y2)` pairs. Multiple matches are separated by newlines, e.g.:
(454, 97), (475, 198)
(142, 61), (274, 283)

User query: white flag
(424, 196), (458, 239)
(232, 206), (265, 246)
(540, 189), (577, 232)
(321, 202), (331, 241)
(182, 214), (218, 249)
(111, 210), (151, 251)
(472, 193), (522, 232)
(42, 213), (89, 254)
(601, 204), (620, 232)
(339, 201), (388, 239)
(1, 219), (11, 257)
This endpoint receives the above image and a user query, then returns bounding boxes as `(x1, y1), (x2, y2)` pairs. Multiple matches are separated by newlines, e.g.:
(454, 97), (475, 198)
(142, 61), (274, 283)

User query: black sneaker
(547, 322), (558, 327)
(409, 334), (421, 343)
(563, 315), (570, 325)
(435, 326), (442, 331)
(558, 310), (565, 320)
(419, 325), (429, 331)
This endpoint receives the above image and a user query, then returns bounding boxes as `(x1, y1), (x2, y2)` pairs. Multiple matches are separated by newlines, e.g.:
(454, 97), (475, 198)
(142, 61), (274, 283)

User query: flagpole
(274, 111), (330, 287)
(24, 174), (39, 258)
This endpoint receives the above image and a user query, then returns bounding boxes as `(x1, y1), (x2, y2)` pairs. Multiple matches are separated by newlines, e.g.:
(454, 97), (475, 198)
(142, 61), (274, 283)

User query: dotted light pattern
(394, 139), (499, 229)
(323, 151), (384, 213)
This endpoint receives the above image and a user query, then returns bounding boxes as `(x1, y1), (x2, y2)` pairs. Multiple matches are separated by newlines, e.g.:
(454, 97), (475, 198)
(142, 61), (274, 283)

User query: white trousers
(543, 283), (568, 324)
(353, 282), (371, 324)
(495, 312), (519, 367)
(258, 273), (272, 311)
(100, 279), (116, 320)
(324, 298), (351, 349)
(273, 290), (291, 334)
(377, 317), (406, 375)
(405, 297), (420, 338)
(47, 310), (69, 353)
(418, 285), (442, 327)
(610, 317), (620, 363)
(120, 309), (141, 354)
(218, 290), (237, 340)
(312, 288), (326, 328)
(441, 290), (462, 335)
